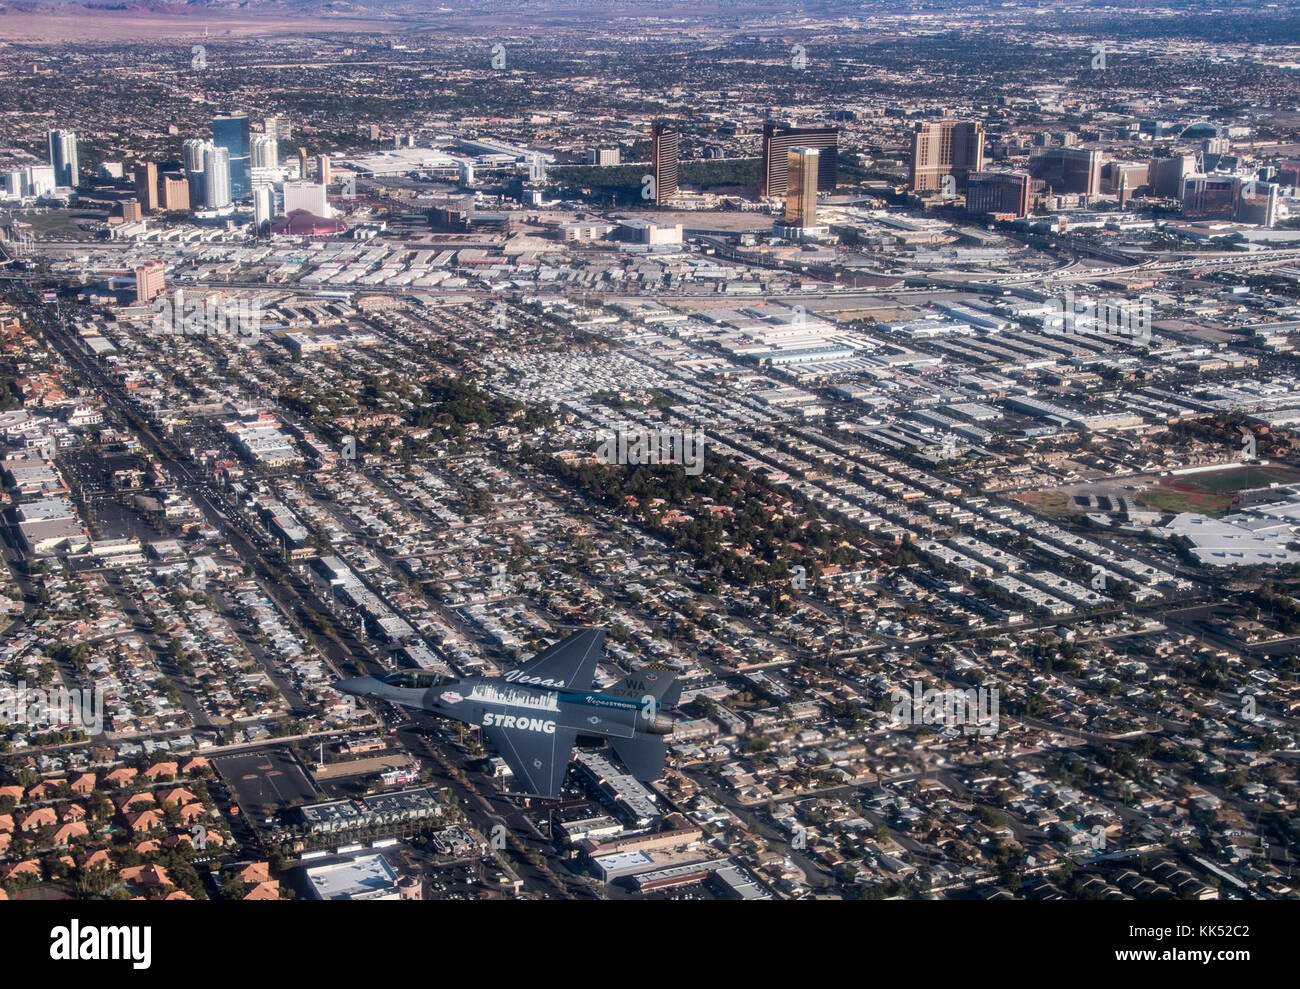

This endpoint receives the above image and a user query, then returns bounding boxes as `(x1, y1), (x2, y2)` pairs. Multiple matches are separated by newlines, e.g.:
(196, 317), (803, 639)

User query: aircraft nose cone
(335, 676), (382, 698)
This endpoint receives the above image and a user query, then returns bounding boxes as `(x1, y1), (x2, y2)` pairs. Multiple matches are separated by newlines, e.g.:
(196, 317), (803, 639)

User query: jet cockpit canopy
(380, 670), (448, 689)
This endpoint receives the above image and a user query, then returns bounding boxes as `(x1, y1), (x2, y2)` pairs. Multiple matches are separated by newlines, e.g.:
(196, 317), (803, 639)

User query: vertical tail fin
(612, 663), (681, 710)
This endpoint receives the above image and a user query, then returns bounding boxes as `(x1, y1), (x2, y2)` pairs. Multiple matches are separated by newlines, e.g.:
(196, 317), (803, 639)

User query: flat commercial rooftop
(341, 149), (464, 175)
(298, 786), (441, 829)
(592, 849), (655, 880)
(306, 853), (399, 900)
(1166, 511), (1300, 566)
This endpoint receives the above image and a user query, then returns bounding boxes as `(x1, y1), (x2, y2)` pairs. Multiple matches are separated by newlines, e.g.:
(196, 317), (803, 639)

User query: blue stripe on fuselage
(556, 690), (640, 711)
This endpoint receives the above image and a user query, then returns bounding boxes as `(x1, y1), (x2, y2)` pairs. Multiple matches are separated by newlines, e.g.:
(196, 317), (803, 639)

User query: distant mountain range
(1, 0), (1292, 39)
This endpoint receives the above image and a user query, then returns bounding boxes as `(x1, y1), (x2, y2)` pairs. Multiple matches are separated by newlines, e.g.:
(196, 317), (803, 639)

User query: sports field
(1139, 465), (1300, 516)
(1018, 464), (1300, 521)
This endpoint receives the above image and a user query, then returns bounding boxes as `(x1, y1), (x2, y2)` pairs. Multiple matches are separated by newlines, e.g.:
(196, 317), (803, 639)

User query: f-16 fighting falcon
(334, 628), (680, 798)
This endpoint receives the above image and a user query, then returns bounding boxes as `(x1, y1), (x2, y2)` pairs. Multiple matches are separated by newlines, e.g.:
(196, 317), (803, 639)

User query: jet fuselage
(336, 674), (674, 740)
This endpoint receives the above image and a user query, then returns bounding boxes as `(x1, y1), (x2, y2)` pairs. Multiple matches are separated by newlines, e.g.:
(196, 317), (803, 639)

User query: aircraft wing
(511, 628), (604, 692)
(483, 721), (578, 799)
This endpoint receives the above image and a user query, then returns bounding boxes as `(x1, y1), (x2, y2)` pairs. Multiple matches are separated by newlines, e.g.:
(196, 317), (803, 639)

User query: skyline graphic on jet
(334, 628), (680, 798)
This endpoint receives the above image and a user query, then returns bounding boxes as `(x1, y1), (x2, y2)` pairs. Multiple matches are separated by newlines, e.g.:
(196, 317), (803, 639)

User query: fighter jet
(334, 628), (680, 799)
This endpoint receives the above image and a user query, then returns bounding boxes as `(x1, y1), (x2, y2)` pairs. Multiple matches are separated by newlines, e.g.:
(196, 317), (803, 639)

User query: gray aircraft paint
(335, 628), (677, 798)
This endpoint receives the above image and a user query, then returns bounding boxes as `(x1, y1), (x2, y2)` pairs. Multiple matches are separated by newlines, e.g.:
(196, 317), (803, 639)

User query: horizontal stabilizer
(609, 735), (669, 783)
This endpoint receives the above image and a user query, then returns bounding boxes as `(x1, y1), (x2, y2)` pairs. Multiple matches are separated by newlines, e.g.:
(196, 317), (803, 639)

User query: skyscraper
(134, 162), (159, 213)
(182, 138), (207, 174)
(1182, 175), (1279, 227)
(651, 124), (678, 204)
(1101, 160), (1150, 196)
(316, 154), (331, 186)
(1063, 148), (1103, 198)
(47, 129), (79, 187)
(25, 165), (56, 198)
(1236, 179), (1279, 227)
(297, 147), (309, 180)
(283, 180), (329, 217)
(161, 175), (190, 211)
(966, 171), (1031, 217)
(784, 148), (820, 228)
(761, 123), (838, 197)
(1180, 175), (1237, 220)
(183, 139), (209, 205)
(909, 120), (985, 192)
(203, 145), (231, 209)
(251, 135), (279, 170)
(1149, 154), (1196, 198)
(135, 261), (165, 303)
(212, 115), (251, 199)
(254, 186), (275, 231)
(263, 115), (291, 141)
(1028, 147), (1103, 198)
